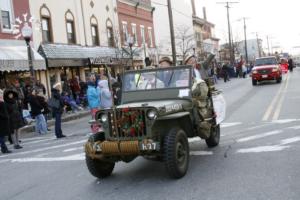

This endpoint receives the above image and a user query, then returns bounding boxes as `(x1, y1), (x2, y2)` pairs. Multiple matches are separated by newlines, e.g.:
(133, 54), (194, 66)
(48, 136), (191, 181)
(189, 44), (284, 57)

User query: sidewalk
(20, 110), (90, 135)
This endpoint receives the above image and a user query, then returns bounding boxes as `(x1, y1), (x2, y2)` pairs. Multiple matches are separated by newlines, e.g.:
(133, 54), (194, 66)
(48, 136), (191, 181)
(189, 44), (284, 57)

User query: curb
(20, 110), (90, 135)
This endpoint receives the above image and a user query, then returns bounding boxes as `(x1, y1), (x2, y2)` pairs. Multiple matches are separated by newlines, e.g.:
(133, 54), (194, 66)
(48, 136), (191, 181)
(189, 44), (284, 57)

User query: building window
(148, 27), (153, 47)
(66, 21), (76, 44)
(1, 11), (11, 29)
(1, 0), (13, 30)
(140, 25), (145, 45)
(91, 25), (99, 46)
(122, 21), (128, 45)
(41, 17), (52, 42)
(107, 27), (114, 47)
(131, 24), (137, 46)
(106, 19), (114, 47)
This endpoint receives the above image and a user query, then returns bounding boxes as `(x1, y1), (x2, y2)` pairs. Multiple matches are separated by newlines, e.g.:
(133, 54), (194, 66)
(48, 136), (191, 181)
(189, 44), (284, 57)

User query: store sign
(89, 57), (130, 65)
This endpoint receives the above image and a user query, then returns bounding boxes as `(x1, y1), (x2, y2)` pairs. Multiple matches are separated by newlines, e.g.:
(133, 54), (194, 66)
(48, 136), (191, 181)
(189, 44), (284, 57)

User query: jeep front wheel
(205, 124), (220, 148)
(163, 128), (189, 179)
(85, 155), (115, 179)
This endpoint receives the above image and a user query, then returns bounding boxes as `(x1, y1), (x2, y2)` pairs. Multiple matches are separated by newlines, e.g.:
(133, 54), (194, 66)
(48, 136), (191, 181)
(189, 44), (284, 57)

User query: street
(1, 69), (300, 200)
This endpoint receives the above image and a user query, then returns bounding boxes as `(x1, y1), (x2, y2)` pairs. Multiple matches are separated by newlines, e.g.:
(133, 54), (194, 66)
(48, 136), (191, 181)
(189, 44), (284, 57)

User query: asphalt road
(1, 68), (300, 200)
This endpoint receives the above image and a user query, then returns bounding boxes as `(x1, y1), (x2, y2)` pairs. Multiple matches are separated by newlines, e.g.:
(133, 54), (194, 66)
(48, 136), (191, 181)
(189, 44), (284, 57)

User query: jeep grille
(108, 109), (147, 139)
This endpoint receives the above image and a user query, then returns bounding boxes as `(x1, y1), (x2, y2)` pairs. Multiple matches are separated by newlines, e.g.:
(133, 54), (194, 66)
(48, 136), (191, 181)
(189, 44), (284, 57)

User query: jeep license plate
(140, 142), (159, 151)
(262, 75), (268, 78)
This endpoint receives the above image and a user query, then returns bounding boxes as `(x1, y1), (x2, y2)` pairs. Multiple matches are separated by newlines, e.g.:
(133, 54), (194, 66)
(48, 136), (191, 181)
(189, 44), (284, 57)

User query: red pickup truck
(251, 56), (282, 86)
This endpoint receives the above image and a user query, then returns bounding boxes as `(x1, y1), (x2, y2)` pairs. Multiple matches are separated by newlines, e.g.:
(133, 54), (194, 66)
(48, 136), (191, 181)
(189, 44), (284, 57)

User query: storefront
(39, 43), (136, 95)
(0, 40), (46, 88)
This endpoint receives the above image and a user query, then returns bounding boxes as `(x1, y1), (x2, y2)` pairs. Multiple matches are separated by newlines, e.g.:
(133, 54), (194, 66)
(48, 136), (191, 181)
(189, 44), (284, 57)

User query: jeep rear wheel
(85, 155), (115, 179)
(205, 124), (220, 148)
(164, 128), (189, 179)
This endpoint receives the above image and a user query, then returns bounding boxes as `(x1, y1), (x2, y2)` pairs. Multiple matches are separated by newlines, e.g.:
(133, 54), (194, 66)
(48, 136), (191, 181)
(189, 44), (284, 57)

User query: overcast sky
(195, 0), (300, 55)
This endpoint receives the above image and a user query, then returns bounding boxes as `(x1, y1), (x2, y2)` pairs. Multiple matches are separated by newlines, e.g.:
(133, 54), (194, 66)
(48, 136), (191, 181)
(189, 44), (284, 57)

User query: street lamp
(127, 35), (134, 69)
(21, 22), (35, 86)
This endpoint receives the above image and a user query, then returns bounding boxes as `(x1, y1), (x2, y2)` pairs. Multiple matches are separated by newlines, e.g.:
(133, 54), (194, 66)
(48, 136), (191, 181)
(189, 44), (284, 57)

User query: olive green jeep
(85, 65), (224, 179)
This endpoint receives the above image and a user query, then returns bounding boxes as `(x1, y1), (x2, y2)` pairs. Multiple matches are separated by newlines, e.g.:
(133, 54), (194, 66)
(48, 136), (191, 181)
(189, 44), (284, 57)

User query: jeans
(0, 136), (5, 148)
(54, 113), (63, 137)
(35, 114), (47, 135)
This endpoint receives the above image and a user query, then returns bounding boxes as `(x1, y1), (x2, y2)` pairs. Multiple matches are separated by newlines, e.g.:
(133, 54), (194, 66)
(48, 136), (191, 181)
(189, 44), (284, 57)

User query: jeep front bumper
(85, 140), (160, 157)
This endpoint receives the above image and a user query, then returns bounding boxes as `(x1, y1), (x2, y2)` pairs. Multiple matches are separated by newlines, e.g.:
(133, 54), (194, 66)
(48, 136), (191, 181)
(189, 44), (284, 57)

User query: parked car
(85, 65), (225, 179)
(251, 56), (282, 86)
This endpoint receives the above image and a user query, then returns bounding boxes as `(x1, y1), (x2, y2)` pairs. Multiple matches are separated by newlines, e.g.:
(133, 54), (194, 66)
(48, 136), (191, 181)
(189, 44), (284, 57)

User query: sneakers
(14, 145), (23, 149)
(56, 135), (66, 139)
(1, 145), (12, 154)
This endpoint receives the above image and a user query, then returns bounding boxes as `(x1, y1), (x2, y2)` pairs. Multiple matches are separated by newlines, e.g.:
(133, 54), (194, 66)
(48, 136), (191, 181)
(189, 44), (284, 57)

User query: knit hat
(53, 82), (62, 90)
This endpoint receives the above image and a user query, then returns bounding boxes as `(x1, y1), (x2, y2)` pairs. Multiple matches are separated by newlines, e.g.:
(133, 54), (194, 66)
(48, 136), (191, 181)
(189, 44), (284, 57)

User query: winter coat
(36, 95), (50, 115)
(87, 83), (100, 109)
(50, 88), (64, 114)
(28, 94), (43, 117)
(0, 101), (10, 137)
(4, 89), (24, 130)
(97, 80), (112, 109)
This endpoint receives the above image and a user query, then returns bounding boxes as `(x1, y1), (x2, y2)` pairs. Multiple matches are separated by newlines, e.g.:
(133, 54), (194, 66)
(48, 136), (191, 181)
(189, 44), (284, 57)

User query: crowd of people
(0, 70), (122, 154)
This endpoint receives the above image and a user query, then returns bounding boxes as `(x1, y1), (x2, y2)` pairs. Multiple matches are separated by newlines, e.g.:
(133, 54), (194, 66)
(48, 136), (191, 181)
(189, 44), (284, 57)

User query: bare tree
(175, 25), (195, 62)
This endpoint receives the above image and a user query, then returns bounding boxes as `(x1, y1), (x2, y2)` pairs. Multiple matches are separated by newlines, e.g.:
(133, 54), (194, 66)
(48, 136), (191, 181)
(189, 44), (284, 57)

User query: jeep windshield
(255, 57), (277, 66)
(123, 67), (191, 92)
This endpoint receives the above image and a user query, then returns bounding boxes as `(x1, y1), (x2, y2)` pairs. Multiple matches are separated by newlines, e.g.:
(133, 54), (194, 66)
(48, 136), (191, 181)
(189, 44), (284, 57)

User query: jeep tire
(205, 124), (220, 148)
(164, 128), (189, 179)
(85, 155), (115, 179)
(252, 79), (257, 86)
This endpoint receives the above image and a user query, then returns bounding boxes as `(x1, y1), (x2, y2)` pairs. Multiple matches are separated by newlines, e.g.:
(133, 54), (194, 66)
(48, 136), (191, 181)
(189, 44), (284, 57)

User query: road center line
(262, 74), (288, 121)
(272, 73), (290, 120)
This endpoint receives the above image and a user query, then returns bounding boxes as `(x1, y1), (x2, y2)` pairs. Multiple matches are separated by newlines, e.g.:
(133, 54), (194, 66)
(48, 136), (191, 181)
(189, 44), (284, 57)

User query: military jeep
(85, 65), (223, 179)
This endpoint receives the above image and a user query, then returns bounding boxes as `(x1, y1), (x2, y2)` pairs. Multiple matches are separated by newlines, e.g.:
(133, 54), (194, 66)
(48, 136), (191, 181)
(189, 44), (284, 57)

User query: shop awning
(39, 43), (122, 68)
(0, 46), (46, 72)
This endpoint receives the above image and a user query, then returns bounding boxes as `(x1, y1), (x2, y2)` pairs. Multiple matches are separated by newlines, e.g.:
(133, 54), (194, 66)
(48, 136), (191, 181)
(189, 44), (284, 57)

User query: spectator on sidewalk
(98, 80), (112, 109)
(36, 80), (46, 95)
(222, 63), (230, 83)
(4, 88), (24, 149)
(0, 89), (12, 154)
(61, 91), (83, 112)
(35, 89), (51, 131)
(49, 82), (66, 139)
(70, 76), (81, 100)
(28, 88), (48, 135)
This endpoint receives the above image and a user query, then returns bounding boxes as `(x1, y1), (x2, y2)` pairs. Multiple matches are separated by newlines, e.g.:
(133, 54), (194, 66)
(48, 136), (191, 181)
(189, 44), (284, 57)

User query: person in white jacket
(97, 80), (113, 109)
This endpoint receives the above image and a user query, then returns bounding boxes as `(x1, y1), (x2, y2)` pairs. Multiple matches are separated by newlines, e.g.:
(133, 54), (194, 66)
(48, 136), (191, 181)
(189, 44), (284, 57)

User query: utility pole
(217, 1), (239, 66)
(167, 0), (177, 65)
(243, 17), (249, 63)
(255, 32), (261, 58)
(266, 36), (270, 56)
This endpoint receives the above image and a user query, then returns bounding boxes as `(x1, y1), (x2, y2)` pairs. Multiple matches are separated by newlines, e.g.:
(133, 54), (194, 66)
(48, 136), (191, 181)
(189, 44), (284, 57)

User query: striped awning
(0, 46), (46, 72)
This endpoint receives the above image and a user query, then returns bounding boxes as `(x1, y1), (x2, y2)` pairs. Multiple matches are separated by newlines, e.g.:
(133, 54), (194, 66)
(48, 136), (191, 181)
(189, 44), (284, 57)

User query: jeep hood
(117, 100), (191, 110)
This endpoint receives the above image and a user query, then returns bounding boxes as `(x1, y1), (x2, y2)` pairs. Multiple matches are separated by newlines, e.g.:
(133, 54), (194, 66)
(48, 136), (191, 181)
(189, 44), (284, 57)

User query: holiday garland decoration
(115, 108), (145, 137)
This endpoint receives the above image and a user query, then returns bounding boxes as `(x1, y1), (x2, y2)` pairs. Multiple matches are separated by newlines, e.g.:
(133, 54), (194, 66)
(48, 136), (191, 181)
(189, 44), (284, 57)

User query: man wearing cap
(49, 82), (66, 138)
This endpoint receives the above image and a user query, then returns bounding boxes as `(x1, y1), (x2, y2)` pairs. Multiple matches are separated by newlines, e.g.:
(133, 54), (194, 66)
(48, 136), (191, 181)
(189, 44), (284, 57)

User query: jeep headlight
(272, 68), (279, 72)
(147, 109), (157, 120)
(99, 113), (108, 123)
(252, 70), (258, 74)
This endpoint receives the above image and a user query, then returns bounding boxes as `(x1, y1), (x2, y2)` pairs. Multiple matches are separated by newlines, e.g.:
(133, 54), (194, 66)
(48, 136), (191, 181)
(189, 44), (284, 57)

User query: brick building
(0, 0), (46, 87)
(117, 0), (157, 67)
